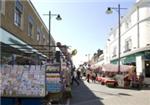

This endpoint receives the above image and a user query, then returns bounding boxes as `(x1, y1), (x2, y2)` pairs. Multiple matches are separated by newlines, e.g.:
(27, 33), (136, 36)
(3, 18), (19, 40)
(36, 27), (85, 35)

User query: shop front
(111, 50), (150, 85)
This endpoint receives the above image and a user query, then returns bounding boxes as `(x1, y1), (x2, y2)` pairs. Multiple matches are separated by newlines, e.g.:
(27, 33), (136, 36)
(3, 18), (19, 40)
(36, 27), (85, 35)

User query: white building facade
(104, 0), (150, 81)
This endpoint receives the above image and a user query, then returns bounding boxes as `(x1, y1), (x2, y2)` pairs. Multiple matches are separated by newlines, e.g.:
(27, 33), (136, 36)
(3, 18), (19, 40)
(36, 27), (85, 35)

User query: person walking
(87, 73), (90, 83)
(91, 72), (96, 83)
(71, 68), (80, 86)
(77, 69), (81, 80)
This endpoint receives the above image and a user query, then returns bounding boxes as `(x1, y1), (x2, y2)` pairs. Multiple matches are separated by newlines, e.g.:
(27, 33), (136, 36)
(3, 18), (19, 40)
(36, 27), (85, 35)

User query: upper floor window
(124, 38), (132, 52)
(0, 0), (2, 12)
(37, 27), (40, 41)
(43, 34), (46, 45)
(28, 16), (34, 36)
(125, 17), (131, 29)
(112, 46), (117, 57)
(47, 40), (49, 45)
(113, 31), (116, 39)
(0, 0), (5, 15)
(14, 0), (23, 27)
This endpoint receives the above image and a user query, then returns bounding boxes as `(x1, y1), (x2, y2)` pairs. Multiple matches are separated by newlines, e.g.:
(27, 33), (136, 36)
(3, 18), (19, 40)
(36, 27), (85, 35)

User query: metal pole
(118, 4), (121, 74)
(49, 11), (51, 59)
(137, 6), (140, 48)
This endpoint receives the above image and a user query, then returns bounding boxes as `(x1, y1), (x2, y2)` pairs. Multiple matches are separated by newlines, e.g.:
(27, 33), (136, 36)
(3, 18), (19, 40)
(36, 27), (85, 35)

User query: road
(69, 79), (150, 105)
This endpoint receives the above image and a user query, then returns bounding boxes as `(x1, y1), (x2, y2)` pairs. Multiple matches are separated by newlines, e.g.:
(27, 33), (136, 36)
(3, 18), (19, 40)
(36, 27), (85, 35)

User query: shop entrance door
(145, 61), (150, 78)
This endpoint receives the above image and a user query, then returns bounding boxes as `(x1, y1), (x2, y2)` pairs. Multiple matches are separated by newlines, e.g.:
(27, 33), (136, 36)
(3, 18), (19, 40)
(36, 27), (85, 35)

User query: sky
(30, 0), (136, 67)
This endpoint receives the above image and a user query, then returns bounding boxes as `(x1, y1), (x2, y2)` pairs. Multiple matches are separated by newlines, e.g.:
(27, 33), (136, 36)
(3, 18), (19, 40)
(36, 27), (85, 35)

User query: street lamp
(106, 4), (127, 73)
(44, 11), (62, 59)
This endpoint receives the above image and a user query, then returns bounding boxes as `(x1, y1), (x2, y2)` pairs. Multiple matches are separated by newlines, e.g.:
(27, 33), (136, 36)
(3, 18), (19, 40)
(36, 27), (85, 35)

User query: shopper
(77, 69), (81, 80)
(91, 72), (96, 83)
(87, 73), (90, 83)
(71, 68), (80, 86)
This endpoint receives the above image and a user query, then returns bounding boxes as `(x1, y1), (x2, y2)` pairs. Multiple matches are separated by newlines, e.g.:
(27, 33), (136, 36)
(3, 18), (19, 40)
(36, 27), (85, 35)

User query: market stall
(100, 64), (135, 88)
(1, 42), (47, 105)
(1, 65), (46, 105)
(44, 52), (72, 104)
(44, 61), (63, 104)
(102, 64), (134, 73)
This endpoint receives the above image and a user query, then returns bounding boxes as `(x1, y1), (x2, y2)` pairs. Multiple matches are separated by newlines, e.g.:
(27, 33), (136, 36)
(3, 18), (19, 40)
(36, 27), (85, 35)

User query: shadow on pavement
(118, 93), (131, 96)
(113, 85), (150, 91)
(70, 80), (104, 105)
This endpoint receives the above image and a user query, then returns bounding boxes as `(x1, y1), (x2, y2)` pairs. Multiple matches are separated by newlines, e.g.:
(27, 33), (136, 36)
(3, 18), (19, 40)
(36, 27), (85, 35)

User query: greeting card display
(0, 65), (46, 97)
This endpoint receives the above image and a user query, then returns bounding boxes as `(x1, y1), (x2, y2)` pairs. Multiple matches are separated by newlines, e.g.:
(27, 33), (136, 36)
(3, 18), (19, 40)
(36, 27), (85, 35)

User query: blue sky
(30, 0), (136, 67)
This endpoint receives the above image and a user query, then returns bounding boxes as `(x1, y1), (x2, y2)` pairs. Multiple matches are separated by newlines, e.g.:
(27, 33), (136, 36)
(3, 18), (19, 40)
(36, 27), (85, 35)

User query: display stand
(1, 65), (46, 105)
(1, 43), (73, 105)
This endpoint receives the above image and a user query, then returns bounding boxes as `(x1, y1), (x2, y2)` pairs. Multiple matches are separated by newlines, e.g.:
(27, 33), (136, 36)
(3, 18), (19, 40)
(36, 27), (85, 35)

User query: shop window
(14, 0), (23, 27)
(28, 16), (34, 36)
(145, 61), (150, 77)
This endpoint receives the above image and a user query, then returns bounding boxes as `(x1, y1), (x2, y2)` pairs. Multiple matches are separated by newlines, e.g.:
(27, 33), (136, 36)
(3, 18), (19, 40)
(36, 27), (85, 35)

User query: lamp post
(44, 11), (62, 59)
(106, 4), (127, 73)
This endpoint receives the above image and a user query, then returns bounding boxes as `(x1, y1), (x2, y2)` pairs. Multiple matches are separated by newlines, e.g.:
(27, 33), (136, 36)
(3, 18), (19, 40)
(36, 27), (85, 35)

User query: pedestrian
(71, 68), (80, 86)
(77, 69), (81, 80)
(91, 72), (96, 83)
(87, 73), (90, 83)
(138, 72), (144, 89)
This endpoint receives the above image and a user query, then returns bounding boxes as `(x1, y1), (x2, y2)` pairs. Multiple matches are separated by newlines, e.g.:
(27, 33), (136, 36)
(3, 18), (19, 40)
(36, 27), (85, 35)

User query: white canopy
(102, 64), (134, 72)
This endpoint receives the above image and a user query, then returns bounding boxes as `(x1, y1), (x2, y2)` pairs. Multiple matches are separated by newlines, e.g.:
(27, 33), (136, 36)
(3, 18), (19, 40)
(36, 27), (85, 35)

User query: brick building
(0, 0), (56, 64)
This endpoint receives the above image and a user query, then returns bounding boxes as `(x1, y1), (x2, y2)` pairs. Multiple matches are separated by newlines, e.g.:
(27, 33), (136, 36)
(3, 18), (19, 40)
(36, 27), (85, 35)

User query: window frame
(14, 0), (23, 27)
(112, 46), (117, 57)
(28, 16), (34, 36)
(124, 38), (132, 53)
(0, 0), (5, 15)
(14, 8), (22, 27)
(36, 27), (41, 41)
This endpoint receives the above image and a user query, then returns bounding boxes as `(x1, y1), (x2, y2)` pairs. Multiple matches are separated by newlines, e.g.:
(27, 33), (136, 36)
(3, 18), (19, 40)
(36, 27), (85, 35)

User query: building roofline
(108, 0), (150, 34)
(28, 0), (56, 43)
(27, 0), (49, 33)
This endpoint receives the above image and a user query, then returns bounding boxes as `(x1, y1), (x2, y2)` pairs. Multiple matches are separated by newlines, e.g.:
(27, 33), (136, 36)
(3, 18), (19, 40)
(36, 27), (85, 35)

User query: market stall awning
(0, 28), (47, 58)
(102, 64), (134, 72)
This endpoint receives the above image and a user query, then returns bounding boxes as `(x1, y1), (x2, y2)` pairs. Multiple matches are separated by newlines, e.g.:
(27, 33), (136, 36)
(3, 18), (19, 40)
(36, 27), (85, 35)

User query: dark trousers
(71, 77), (79, 85)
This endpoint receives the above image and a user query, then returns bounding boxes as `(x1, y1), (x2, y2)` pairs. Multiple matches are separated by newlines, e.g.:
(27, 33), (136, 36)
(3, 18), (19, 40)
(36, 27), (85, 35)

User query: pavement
(69, 78), (150, 105)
